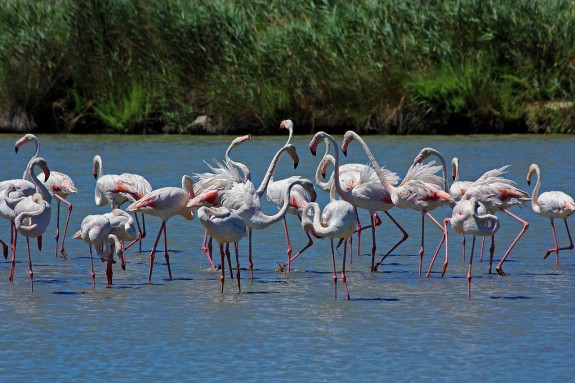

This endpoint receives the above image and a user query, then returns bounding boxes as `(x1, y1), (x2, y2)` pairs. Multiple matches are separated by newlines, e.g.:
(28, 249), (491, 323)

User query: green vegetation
(1, 0), (574, 134)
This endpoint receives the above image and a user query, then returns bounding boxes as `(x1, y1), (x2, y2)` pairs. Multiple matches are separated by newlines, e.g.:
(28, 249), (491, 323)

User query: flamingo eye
(458, 212), (463, 215)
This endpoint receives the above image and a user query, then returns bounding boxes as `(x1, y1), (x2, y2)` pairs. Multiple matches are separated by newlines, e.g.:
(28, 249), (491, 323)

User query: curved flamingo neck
(344, 131), (394, 195)
(250, 179), (308, 227)
(529, 165), (542, 212)
(256, 145), (291, 198)
(28, 160), (51, 204)
(22, 135), (41, 180)
(315, 154), (334, 193)
(226, 135), (251, 181)
(452, 158), (460, 183)
(315, 133), (350, 203)
(420, 148), (449, 192)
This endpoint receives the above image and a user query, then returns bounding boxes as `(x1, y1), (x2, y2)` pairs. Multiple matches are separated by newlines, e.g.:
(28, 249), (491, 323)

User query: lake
(0, 133), (573, 382)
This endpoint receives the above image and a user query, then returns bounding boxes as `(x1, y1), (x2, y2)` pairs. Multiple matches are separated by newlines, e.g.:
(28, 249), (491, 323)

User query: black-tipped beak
(310, 148), (316, 156)
(452, 176), (455, 181)
(527, 180), (531, 186)
(294, 161), (299, 169)
(321, 171), (326, 179)
(342, 149), (347, 157)
(15, 147), (19, 153)
(93, 173), (98, 179)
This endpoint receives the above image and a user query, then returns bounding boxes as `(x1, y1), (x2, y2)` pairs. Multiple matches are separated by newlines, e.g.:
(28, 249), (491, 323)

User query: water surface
(0, 134), (573, 382)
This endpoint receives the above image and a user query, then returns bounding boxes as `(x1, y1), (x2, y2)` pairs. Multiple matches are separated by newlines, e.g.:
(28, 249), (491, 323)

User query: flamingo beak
(15, 147), (19, 153)
(527, 180), (531, 186)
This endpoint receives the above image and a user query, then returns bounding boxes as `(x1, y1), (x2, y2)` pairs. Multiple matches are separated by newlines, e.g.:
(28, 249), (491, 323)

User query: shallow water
(0, 133), (573, 382)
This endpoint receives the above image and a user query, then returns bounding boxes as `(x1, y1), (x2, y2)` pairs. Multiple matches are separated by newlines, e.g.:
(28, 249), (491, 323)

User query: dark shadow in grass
(354, 297), (400, 302)
(489, 296), (532, 300)
(53, 291), (88, 295)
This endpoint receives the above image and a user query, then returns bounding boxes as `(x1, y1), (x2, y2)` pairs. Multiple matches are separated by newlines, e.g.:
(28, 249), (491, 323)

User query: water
(0, 133), (573, 382)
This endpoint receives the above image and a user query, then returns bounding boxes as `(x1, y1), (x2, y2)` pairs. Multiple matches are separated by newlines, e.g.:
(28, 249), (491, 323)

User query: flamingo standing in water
(190, 204), (246, 293)
(15, 134), (77, 258)
(104, 209), (137, 270)
(341, 132), (453, 276)
(92, 155), (151, 251)
(527, 163), (575, 265)
(74, 214), (123, 287)
(0, 158), (52, 283)
(449, 197), (500, 298)
(128, 175), (195, 282)
(268, 120), (318, 273)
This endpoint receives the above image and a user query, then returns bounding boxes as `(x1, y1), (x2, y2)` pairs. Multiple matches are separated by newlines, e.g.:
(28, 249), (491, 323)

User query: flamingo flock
(1, 125), (573, 300)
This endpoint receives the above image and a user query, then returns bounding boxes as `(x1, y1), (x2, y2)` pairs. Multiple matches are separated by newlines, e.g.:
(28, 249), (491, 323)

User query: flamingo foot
(60, 248), (69, 259)
(496, 267), (507, 276)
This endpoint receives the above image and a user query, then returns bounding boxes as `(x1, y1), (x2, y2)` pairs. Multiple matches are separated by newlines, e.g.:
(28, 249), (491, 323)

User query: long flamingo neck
(226, 138), (251, 181)
(348, 132), (394, 194)
(321, 134), (349, 202)
(253, 179), (306, 227)
(30, 163), (51, 204)
(300, 203), (317, 233)
(315, 155), (334, 193)
(256, 145), (289, 198)
(530, 166), (542, 210)
(427, 149), (449, 192)
(22, 136), (40, 180)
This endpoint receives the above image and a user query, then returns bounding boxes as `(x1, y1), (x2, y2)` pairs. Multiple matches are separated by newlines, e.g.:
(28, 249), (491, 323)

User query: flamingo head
(285, 144), (299, 169)
(341, 131), (357, 156)
(526, 163), (538, 186)
(280, 120), (293, 131)
(14, 133), (37, 153)
(451, 157), (459, 180)
(413, 147), (435, 165)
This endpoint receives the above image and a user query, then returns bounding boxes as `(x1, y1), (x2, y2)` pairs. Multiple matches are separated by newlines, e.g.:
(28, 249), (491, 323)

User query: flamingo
(448, 197), (500, 298)
(0, 157), (52, 283)
(268, 120), (318, 273)
(191, 205), (246, 293)
(103, 209), (137, 270)
(300, 198), (356, 300)
(92, 155), (151, 251)
(73, 214), (123, 287)
(341, 131), (454, 276)
(460, 166), (530, 275)
(316, 133), (408, 272)
(15, 133), (77, 258)
(527, 163), (575, 265)
(12, 192), (51, 292)
(127, 175), (195, 282)
(189, 143), (303, 281)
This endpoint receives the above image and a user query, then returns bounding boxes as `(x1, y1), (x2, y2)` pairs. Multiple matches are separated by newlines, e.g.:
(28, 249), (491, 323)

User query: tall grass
(0, 0), (574, 134)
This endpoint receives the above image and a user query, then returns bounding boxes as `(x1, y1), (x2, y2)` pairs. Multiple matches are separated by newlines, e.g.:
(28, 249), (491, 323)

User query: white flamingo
(103, 209), (137, 270)
(192, 205), (246, 293)
(73, 214), (123, 287)
(341, 131), (454, 276)
(448, 197), (500, 298)
(300, 199), (356, 300)
(15, 133), (77, 258)
(527, 163), (575, 264)
(0, 157), (52, 283)
(92, 155), (151, 252)
(13, 192), (51, 292)
(461, 166), (530, 275)
(127, 175), (195, 282)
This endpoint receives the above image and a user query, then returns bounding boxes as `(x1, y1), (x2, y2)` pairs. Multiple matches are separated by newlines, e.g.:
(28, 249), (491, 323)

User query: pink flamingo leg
(369, 213), (377, 272)
(54, 195), (72, 259)
(9, 222), (17, 283)
(467, 236), (475, 299)
(354, 208), (362, 259)
(496, 209), (529, 276)
(248, 228), (254, 282)
(461, 234), (466, 261)
(331, 239), (337, 301)
(26, 237), (34, 293)
(219, 243), (225, 293)
(480, 237), (486, 262)
(148, 222), (165, 282)
(342, 237), (351, 300)
(89, 245), (95, 288)
(225, 243), (233, 280)
(544, 219), (574, 262)
(106, 254), (114, 286)
(0, 237), (8, 260)
(119, 239), (126, 270)
(425, 217), (449, 278)
(372, 211), (409, 272)
(53, 200), (61, 258)
(124, 213), (143, 252)
(234, 243), (241, 293)
(163, 222), (172, 280)
(489, 236), (495, 274)
(282, 217), (293, 273)
(279, 224), (314, 272)
(419, 211), (447, 278)
(201, 230), (217, 271)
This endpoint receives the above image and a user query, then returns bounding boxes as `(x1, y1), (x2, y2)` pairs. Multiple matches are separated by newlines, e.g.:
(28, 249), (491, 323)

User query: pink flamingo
(0, 158), (52, 283)
(127, 175), (195, 282)
(104, 209), (137, 270)
(460, 165), (530, 275)
(189, 144), (303, 281)
(13, 192), (51, 292)
(73, 214), (123, 287)
(268, 120), (318, 273)
(15, 134), (77, 258)
(341, 131), (453, 276)
(192, 205), (246, 293)
(527, 163), (575, 265)
(449, 197), (500, 298)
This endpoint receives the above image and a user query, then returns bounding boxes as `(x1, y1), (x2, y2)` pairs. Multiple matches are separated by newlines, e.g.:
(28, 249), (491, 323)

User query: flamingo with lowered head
(104, 209), (138, 270)
(128, 175), (195, 282)
(15, 133), (77, 258)
(527, 163), (575, 265)
(341, 132), (454, 277)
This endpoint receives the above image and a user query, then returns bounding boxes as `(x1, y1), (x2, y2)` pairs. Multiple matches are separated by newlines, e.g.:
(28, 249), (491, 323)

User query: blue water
(0, 134), (573, 382)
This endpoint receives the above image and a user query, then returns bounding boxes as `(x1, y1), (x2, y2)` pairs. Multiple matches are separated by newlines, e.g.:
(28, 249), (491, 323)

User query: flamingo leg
(124, 212), (143, 252)
(282, 216), (293, 273)
(248, 228), (254, 282)
(355, 208), (362, 259)
(148, 222), (165, 282)
(26, 237), (33, 293)
(369, 213), (377, 272)
(461, 234), (466, 261)
(424, 214), (448, 278)
(89, 245), (95, 288)
(489, 235), (495, 274)
(106, 251), (114, 287)
(54, 195), (72, 259)
(163, 222), (172, 280)
(342, 237), (350, 300)
(372, 211), (409, 271)
(201, 230), (217, 271)
(119, 240), (126, 270)
(225, 243), (233, 280)
(331, 239), (337, 301)
(235, 242), (241, 293)
(418, 213), (425, 277)
(0, 237), (8, 260)
(9, 222), (17, 283)
(441, 218), (451, 277)
(546, 219), (559, 265)
(219, 243), (225, 293)
(279, 214), (314, 272)
(467, 236), (475, 300)
(496, 209), (529, 276)
(54, 200), (61, 258)
(543, 218), (574, 263)
(480, 237), (486, 262)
